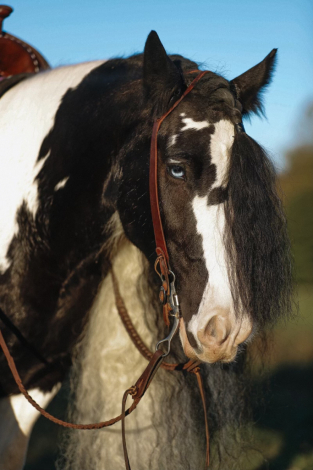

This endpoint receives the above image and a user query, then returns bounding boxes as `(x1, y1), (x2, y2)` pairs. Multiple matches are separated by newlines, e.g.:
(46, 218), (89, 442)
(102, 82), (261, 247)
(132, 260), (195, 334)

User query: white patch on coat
(9, 385), (60, 436)
(0, 60), (105, 272)
(54, 176), (69, 191)
(26, 151), (50, 216)
(0, 385), (59, 470)
(168, 134), (178, 147)
(61, 216), (205, 470)
(181, 117), (209, 132)
(210, 119), (234, 189)
(188, 197), (233, 344)
(168, 158), (182, 164)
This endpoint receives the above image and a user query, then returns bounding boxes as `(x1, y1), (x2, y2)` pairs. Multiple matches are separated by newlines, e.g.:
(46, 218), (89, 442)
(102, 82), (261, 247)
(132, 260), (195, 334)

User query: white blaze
(189, 200), (233, 337)
(210, 119), (235, 189)
(188, 120), (235, 342)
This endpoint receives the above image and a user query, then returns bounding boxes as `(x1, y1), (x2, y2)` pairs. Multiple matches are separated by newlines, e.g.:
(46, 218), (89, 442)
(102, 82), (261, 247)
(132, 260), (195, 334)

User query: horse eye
(168, 165), (186, 180)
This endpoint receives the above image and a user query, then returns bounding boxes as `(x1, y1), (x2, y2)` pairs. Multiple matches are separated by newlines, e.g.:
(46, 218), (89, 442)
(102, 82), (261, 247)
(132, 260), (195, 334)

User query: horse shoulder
(0, 61), (104, 273)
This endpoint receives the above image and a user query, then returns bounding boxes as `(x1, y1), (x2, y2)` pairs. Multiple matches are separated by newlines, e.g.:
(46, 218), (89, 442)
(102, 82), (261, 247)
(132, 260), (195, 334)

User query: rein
(0, 71), (210, 469)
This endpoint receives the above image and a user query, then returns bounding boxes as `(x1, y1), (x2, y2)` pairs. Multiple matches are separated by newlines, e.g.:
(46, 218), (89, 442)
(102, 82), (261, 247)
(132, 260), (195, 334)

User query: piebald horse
(0, 31), (291, 469)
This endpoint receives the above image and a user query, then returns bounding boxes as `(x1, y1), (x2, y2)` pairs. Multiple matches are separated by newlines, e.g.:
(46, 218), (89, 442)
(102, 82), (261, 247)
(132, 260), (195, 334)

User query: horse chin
(179, 318), (238, 364)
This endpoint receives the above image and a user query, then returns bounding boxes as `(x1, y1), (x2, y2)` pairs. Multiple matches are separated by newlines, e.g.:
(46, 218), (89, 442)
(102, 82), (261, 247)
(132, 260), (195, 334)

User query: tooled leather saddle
(0, 5), (49, 97)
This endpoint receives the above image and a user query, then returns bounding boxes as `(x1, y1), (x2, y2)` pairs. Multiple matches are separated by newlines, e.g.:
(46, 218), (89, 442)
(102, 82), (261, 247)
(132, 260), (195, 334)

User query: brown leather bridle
(150, 70), (208, 328)
(0, 71), (210, 469)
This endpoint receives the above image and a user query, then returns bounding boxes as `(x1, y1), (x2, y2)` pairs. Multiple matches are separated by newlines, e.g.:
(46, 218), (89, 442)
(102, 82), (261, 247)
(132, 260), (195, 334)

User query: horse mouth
(179, 318), (238, 364)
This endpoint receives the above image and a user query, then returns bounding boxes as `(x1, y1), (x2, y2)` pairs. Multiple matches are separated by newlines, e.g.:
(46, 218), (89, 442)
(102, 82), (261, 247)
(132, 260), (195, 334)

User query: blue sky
(6, 0), (313, 170)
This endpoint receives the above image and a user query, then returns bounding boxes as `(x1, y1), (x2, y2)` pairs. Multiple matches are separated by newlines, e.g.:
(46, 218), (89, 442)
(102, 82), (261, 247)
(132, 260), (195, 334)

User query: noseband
(0, 71), (211, 469)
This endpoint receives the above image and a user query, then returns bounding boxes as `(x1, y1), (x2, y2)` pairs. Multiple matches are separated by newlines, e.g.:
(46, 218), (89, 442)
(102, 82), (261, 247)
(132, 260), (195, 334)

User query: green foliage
(279, 146), (313, 283)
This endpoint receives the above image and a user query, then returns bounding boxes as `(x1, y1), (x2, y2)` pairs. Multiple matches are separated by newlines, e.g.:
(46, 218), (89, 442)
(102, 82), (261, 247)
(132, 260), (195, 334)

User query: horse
(0, 30), (292, 470)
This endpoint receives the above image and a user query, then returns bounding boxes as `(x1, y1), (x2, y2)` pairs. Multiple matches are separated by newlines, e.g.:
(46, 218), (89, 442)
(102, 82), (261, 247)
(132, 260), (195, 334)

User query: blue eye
(169, 165), (186, 180)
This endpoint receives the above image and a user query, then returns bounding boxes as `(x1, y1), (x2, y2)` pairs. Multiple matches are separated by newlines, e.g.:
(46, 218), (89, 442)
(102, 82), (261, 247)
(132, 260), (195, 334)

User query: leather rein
(0, 70), (210, 469)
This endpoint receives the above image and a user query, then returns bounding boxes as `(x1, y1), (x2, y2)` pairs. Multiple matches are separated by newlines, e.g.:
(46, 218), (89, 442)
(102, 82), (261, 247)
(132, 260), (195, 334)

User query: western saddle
(0, 4), (49, 95)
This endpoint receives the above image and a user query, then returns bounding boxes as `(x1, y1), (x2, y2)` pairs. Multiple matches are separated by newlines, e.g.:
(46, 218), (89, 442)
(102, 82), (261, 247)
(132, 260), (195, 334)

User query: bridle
(150, 70), (209, 331)
(0, 71), (211, 469)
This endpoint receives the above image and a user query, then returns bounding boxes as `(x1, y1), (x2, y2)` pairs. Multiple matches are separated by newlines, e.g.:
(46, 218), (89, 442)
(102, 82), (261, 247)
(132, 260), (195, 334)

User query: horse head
(104, 31), (291, 364)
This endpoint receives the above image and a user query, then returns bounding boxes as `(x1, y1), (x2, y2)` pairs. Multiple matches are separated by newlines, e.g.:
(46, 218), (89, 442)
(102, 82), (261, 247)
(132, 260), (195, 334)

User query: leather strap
(112, 268), (200, 371)
(0, 271), (210, 467)
(191, 367), (210, 467)
(149, 71), (209, 327)
(121, 368), (210, 470)
(149, 70), (209, 266)
(122, 349), (164, 470)
(112, 269), (210, 469)
(0, 328), (137, 429)
(0, 266), (210, 467)
(0, 328), (169, 432)
(0, 305), (49, 366)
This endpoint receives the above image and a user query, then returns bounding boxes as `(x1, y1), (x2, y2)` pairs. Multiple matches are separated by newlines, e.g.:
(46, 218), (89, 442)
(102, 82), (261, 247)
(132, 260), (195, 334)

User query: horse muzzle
(179, 314), (253, 363)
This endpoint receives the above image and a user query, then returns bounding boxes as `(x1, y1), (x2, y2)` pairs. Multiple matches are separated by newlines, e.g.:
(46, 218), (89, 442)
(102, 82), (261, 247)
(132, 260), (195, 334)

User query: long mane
(58, 85), (294, 470)
(224, 132), (293, 325)
(58, 243), (252, 470)
(141, 263), (253, 468)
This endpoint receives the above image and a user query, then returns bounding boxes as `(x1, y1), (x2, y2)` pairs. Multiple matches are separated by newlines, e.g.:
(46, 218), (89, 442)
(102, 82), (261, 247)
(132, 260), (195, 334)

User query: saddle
(0, 5), (49, 97)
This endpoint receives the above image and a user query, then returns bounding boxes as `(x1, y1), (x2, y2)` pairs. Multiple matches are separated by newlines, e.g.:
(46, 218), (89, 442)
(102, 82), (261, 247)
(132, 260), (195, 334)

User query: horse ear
(231, 49), (277, 117)
(143, 30), (184, 105)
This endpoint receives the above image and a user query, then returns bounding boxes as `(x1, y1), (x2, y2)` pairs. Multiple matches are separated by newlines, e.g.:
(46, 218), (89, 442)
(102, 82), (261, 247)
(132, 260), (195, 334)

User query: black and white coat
(0, 32), (291, 470)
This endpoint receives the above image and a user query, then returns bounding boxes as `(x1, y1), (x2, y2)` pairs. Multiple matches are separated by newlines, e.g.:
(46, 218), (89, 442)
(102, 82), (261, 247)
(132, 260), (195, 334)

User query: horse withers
(0, 31), (292, 470)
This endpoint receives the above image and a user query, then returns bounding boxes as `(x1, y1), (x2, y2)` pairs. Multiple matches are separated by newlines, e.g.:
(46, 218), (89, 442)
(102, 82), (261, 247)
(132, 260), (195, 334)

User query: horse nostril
(198, 315), (231, 347)
(205, 316), (217, 338)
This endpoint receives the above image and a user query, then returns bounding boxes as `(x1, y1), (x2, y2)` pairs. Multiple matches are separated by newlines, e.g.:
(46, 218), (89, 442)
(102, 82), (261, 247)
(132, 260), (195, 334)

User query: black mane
(224, 132), (293, 325)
